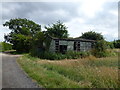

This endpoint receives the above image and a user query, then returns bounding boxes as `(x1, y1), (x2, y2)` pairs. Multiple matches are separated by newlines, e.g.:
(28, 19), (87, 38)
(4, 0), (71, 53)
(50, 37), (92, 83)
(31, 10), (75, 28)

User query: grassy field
(17, 54), (119, 88)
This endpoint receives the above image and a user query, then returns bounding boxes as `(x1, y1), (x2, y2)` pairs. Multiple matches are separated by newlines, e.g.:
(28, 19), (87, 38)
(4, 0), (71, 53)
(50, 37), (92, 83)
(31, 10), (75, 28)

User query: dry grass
(17, 54), (119, 88)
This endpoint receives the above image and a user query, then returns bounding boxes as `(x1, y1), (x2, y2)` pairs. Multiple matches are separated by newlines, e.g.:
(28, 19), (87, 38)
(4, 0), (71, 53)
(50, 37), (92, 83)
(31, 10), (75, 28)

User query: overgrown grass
(30, 48), (119, 60)
(17, 54), (119, 88)
(30, 51), (91, 60)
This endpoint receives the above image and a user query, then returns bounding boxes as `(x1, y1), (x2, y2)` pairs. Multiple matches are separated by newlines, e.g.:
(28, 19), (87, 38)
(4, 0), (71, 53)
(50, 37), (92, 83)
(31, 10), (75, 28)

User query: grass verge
(17, 54), (119, 88)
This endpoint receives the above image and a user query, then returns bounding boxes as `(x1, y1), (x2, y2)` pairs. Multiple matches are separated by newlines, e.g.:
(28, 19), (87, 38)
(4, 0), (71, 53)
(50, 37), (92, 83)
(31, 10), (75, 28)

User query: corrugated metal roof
(47, 35), (95, 42)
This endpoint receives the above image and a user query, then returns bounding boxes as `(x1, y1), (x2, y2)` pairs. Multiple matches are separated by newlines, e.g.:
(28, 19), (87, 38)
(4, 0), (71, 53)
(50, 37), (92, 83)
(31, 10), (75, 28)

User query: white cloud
(80, 0), (105, 18)
(113, 32), (118, 38)
(100, 31), (108, 35)
(0, 25), (10, 41)
(54, 9), (68, 16)
(65, 19), (95, 38)
(109, 10), (118, 16)
(0, 1), (119, 41)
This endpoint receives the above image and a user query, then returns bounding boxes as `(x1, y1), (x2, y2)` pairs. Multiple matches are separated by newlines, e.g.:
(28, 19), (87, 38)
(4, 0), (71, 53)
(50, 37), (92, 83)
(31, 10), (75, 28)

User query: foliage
(45, 21), (69, 38)
(91, 40), (108, 57)
(105, 41), (114, 49)
(43, 35), (52, 51)
(11, 34), (32, 53)
(113, 39), (120, 48)
(18, 54), (119, 88)
(3, 18), (41, 53)
(106, 49), (118, 57)
(3, 18), (41, 36)
(41, 52), (66, 60)
(0, 42), (12, 52)
(79, 31), (118, 57)
(66, 51), (90, 59)
(3, 18), (116, 59)
(0, 42), (2, 52)
(31, 51), (91, 60)
(30, 32), (46, 56)
(80, 31), (104, 40)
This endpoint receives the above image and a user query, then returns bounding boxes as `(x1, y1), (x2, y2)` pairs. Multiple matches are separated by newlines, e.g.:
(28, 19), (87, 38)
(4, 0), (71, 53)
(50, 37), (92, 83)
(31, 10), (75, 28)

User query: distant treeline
(106, 39), (120, 49)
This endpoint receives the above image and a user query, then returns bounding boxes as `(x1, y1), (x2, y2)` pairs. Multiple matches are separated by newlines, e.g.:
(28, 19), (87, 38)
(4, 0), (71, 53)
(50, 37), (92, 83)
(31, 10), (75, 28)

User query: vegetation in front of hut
(17, 53), (119, 88)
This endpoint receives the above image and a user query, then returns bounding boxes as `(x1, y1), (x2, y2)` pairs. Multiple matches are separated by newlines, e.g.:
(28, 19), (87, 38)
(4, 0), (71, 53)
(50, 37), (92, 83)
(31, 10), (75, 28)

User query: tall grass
(30, 51), (91, 60)
(30, 48), (119, 60)
(17, 54), (119, 88)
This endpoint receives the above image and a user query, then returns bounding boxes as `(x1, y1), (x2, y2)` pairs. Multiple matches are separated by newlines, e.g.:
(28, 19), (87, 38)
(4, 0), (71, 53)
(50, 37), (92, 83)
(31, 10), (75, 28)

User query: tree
(105, 41), (114, 49)
(113, 39), (120, 48)
(80, 31), (104, 40)
(30, 32), (46, 56)
(3, 18), (41, 53)
(45, 21), (69, 38)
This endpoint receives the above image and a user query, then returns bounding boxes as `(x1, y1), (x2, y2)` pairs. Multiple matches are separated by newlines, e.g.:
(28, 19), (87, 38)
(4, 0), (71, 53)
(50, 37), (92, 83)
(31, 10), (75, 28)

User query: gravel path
(1, 53), (40, 88)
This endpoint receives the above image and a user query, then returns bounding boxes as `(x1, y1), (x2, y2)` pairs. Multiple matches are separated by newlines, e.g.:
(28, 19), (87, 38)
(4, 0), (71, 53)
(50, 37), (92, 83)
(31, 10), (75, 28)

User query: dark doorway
(60, 45), (67, 54)
(74, 41), (80, 51)
(74, 42), (76, 51)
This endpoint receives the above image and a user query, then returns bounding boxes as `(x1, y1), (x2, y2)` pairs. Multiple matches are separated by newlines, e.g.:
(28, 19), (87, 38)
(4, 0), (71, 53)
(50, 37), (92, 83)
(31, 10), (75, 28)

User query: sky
(0, 0), (119, 41)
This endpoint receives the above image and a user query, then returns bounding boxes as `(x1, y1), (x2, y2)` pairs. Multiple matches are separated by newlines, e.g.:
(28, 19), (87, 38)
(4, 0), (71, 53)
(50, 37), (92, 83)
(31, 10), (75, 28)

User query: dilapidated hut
(46, 35), (95, 54)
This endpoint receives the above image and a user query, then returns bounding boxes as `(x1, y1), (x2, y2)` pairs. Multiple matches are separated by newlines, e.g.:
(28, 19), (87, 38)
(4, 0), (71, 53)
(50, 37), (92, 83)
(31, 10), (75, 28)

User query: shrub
(30, 47), (45, 57)
(106, 41), (114, 49)
(93, 51), (108, 58)
(66, 51), (91, 59)
(33, 51), (66, 60)
(113, 39), (120, 48)
(92, 40), (108, 58)
(66, 51), (81, 59)
(106, 49), (118, 57)
(0, 42), (12, 52)
(32, 50), (91, 60)
(79, 51), (91, 58)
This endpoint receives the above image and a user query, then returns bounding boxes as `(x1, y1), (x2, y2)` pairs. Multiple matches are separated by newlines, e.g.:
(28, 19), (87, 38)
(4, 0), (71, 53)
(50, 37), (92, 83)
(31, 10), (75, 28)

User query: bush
(31, 50), (91, 60)
(79, 51), (91, 58)
(0, 42), (12, 52)
(106, 41), (114, 49)
(66, 51), (90, 59)
(66, 51), (81, 59)
(113, 39), (120, 48)
(38, 52), (66, 60)
(92, 51), (108, 58)
(92, 40), (108, 58)
(106, 49), (118, 57)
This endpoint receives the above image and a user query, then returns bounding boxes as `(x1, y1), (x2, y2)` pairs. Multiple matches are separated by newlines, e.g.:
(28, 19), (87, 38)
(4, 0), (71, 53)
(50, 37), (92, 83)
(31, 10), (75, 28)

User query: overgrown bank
(17, 54), (119, 88)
